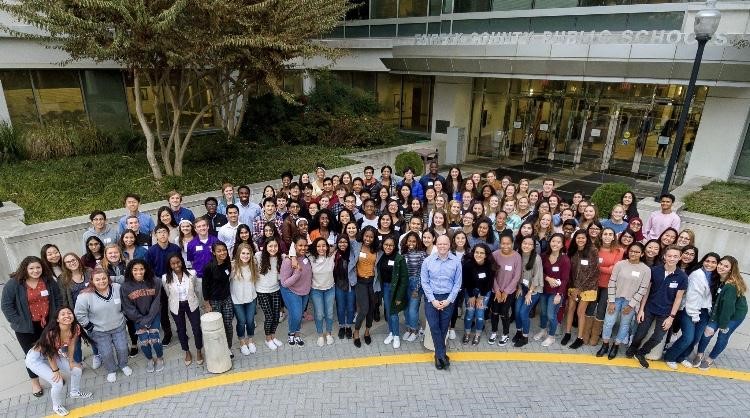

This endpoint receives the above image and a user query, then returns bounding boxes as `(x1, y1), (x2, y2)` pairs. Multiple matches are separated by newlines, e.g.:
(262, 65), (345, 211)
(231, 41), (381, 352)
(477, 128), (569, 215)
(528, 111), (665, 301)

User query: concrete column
(0, 80), (11, 125)
(430, 76), (473, 165)
(302, 71), (316, 95)
(684, 87), (750, 182)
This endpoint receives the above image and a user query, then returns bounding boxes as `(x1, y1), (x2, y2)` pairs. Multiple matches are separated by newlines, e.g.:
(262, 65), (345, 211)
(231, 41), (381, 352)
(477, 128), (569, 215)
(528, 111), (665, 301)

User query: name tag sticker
(580, 260), (589, 266)
(379, 235), (383, 241)
(359, 251), (367, 259)
(522, 279), (529, 287)
(387, 260), (395, 266)
(478, 272), (486, 279)
(598, 257), (603, 263)
(669, 282), (678, 289)
(196, 245), (203, 251)
(631, 271), (641, 277)
(428, 181), (434, 186)
(104, 238), (112, 244)
(40, 290), (49, 297)
(552, 266), (560, 272)
(394, 226), (400, 231)
(224, 269), (230, 275)
(114, 299), (121, 305)
(303, 259), (309, 265)
(504, 265), (513, 271)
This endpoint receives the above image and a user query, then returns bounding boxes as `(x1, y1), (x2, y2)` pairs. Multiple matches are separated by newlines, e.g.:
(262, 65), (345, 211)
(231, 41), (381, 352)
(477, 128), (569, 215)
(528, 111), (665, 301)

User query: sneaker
(692, 354), (704, 368)
(462, 334), (470, 345)
(53, 405), (70, 416)
(338, 328), (346, 339)
(272, 338), (283, 347)
(240, 344), (251, 356)
(402, 331), (413, 341)
(447, 329), (456, 340)
(488, 333), (497, 345)
(129, 347), (139, 358)
(513, 335), (529, 347)
(406, 332), (417, 342)
(666, 361), (678, 370)
(345, 328), (353, 339)
(512, 330), (523, 343)
(635, 353), (649, 369)
(106, 372), (117, 383)
(681, 359), (694, 368)
(155, 358), (164, 372)
(317, 336), (325, 347)
(699, 359), (712, 370)
(247, 342), (257, 353)
(326, 335), (334, 345)
(146, 360), (155, 373)
(541, 336), (555, 347)
(121, 366), (133, 376)
(266, 340), (277, 350)
(418, 328), (425, 337)
(69, 390), (92, 399)
(294, 336), (305, 346)
(533, 330), (547, 341)
(472, 334), (481, 345)
(91, 354), (102, 370)
(498, 335), (509, 347)
(288, 335), (296, 346)
(646, 352), (661, 361)
(384, 333), (394, 345)
(393, 336), (400, 349)
(279, 311), (286, 322)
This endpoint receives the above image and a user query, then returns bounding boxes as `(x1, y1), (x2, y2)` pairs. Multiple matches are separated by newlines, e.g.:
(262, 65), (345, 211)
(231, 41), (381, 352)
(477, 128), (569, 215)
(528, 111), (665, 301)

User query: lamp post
(659, 0), (721, 198)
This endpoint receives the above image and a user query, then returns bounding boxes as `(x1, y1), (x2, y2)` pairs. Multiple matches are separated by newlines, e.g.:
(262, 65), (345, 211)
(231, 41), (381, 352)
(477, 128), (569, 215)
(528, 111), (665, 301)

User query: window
(735, 120), (750, 178)
(371, 0), (397, 18)
(31, 70), (86, 124)
(399, 0), (429, 17)
(0, 70), (39, 128)
(81, 70), (131, 131)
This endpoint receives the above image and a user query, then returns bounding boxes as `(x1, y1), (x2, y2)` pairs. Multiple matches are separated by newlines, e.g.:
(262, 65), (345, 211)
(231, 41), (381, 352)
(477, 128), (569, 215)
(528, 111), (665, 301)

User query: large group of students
(2, 161), (747, 416)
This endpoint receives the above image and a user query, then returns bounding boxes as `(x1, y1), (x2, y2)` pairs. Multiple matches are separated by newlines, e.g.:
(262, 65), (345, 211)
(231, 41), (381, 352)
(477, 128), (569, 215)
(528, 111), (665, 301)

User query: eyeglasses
(631, 222), (642, 226)
(64, 259), (77, 265)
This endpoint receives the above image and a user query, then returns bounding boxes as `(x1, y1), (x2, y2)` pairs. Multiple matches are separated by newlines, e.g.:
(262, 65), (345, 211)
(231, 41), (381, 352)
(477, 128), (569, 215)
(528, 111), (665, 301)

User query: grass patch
(0, 136), (365, 224)
(683, 181), (750, 224)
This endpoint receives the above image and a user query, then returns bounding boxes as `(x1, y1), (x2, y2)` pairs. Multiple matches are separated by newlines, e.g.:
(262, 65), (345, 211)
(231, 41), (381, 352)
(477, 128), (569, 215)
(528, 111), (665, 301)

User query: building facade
(1, 2), (750, 184)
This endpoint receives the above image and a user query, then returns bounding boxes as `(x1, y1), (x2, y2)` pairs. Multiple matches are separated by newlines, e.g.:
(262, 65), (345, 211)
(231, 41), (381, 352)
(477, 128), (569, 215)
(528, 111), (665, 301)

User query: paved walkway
(4, 312), (750, 417)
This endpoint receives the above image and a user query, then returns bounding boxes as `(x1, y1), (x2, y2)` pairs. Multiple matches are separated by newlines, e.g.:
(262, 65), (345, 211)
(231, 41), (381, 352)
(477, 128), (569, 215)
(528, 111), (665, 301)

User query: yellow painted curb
(53, 352), (750, 417)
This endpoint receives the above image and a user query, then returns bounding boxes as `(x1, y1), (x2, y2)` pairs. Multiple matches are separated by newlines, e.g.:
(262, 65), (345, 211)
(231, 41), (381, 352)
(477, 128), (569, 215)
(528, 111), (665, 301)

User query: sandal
(184, 351), (193, 366)
(196, 351), (204, 365)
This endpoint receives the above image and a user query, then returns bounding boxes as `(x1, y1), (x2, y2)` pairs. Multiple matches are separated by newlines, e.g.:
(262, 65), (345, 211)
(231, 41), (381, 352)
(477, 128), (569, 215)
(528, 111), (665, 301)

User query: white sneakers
(53, 405), (69, 416)
(69, 390), (92, 399)
(106, 372), (117, 383)
(533, 330), (547, 341)
(326, 335), (334, 345)
(393, 336), (401, 349)
(91, 354), (101, 370)
(122, 366), (133, 376)
(384, 333), (394, 345)
(541, 336), (555, 347)
(241, 343), (257, 355)
(402, 331), (412, 341)
(317, 336), (325, 347)
(447, 329), (457, 340)
(265, 340), (278, 350)
(681, 359), (694, 368)
(666, 361), (678, 370)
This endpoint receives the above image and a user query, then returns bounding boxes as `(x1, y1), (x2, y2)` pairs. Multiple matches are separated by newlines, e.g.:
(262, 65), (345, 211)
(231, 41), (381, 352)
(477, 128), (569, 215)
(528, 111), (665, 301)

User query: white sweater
(684, 268), (714, 322)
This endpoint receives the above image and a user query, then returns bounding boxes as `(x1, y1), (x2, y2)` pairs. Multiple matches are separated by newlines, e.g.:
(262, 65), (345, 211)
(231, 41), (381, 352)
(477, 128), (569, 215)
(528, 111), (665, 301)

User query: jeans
(515, 290), (541, 335)
(73, 329), (98, 363)
(25, 350), (83, 408)
(381, 282), (400, 336)
(630, 310), (668, 356)
(538, 293), (562, 336)
(335, 286), (355, 327)
(233, 300), (257, 339)
(281, 286), (309, 335)
(464, 290), (492, 333)
(424, 293), (454, 361)
(406, 277), (423, 331)
(172, 301), (203, 351)
(310, 287), (335, 334)
(136, 315), (164, 360)
(89, 324), (130, 373)
(354, 280), (375, 330)
(602, 297), (638, 345)
(664, 308), (709, 362)
(697, 318), (745, 360)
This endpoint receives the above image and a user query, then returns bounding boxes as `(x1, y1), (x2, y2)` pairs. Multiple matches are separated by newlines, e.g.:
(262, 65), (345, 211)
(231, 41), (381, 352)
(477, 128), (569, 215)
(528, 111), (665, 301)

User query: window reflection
(0, 70), (39, 128)
(31, 70), (86, 124)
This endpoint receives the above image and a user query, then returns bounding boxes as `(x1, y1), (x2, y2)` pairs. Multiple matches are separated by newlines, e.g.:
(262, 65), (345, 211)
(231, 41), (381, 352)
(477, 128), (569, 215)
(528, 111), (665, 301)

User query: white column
(0, 80), (11, 125)
(684, 87), (750, 182)
(302, 71), (316, 95)
(430, 76), (473, 165)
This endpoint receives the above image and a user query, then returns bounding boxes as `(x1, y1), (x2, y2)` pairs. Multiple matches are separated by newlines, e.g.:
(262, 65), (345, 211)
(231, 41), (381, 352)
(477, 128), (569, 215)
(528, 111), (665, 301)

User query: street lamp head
(694, 0), (721, 39)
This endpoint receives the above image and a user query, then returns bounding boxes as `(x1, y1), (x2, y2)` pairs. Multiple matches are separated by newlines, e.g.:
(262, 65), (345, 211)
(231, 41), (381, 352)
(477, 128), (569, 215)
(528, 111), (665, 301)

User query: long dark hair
(125, 259), (155, 286)
(620, 191), (639, 219)
(358, 225), (380, 252)
(233, 224), (254, 257)
(472, 217), (496, 244)
(400, 231), (425, 254)
(680, 245), (700, 274)
(465, 242), (498, 272)
(567, 230), (592, 258)
(84, 235), (105, 259)
(9, 256), (50, 283)
(157, 206), (178, 228)
(517, 236), (538, 271)
(33, 307), (92, 358)
(259, 237), (283, 275)
(40, 244), (62, 277)
(545, 233), (566, 256)
(698, 252), (721, 285)
(165, 253), (192, 284)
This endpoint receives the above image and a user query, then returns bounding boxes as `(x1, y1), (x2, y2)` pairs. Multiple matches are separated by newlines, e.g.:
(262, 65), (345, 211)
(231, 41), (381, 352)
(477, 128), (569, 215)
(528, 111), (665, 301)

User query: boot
(596, 342), (610, 357)
(589, 319), (604, 346)
(579, 316), (594, 343)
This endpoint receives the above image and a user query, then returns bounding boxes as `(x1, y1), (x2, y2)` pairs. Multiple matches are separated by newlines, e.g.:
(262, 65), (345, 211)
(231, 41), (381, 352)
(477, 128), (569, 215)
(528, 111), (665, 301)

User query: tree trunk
(133, 71), (163, 180)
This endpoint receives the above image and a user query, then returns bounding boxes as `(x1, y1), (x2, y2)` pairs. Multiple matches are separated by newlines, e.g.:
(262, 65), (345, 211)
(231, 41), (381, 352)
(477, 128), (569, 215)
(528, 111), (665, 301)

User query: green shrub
(104, 129), (145, 153)
(591, 182), (631, 217)
(684, 181), (750, 223)
(394, 151), (425, 177)
(20, 121), (109, 160)
(307, 72), (380, 117)
(0, 121), (23, 162)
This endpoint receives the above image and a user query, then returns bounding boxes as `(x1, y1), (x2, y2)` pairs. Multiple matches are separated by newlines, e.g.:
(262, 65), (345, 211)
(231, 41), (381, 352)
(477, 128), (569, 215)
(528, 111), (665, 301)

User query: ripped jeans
(136, 316), (164, 360)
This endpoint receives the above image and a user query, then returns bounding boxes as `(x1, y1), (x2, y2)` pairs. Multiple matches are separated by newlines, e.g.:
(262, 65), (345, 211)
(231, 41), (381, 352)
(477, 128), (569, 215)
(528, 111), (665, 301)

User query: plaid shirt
(253, 212), (283, 238)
